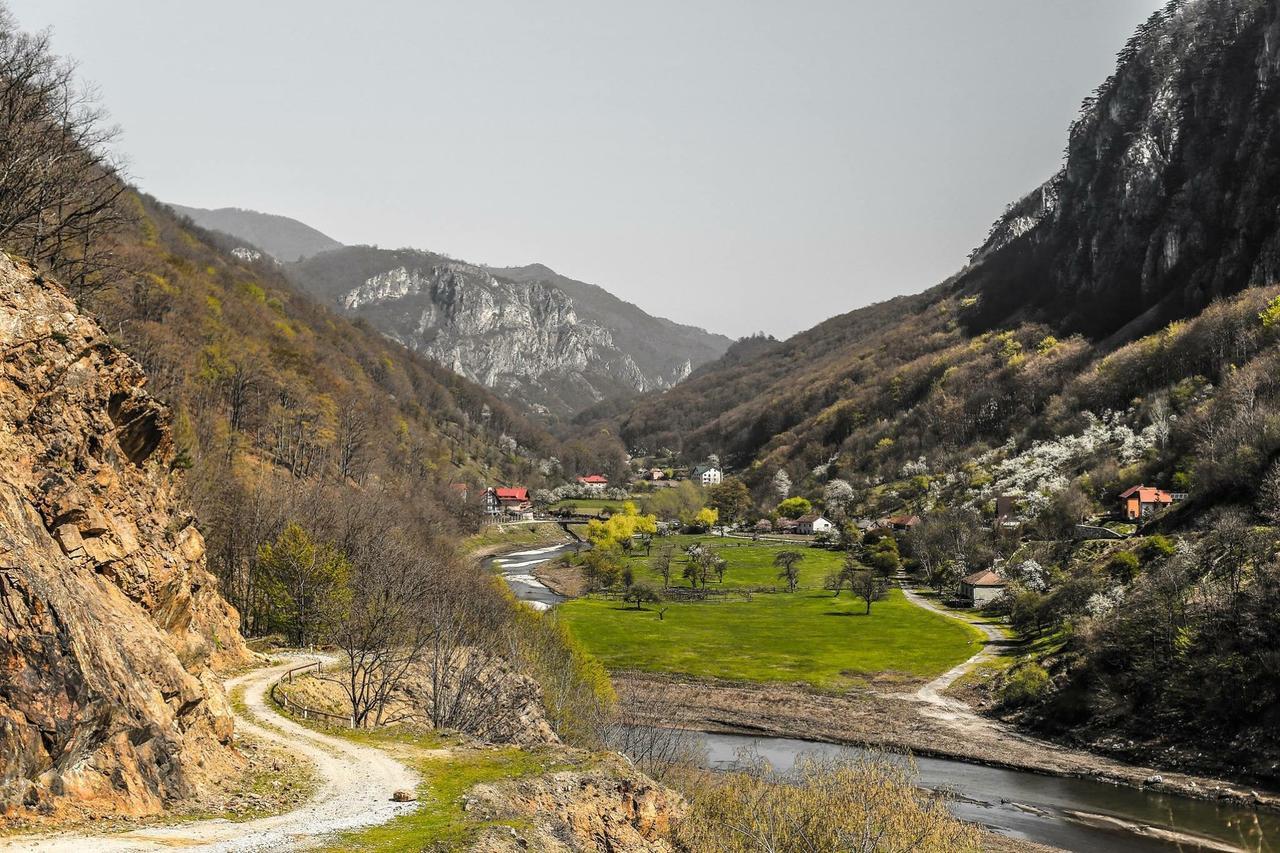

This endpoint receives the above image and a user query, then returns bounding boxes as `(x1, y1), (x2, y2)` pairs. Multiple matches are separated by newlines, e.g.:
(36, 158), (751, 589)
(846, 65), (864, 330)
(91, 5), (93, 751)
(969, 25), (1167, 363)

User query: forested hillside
(83, 195), (574, 628)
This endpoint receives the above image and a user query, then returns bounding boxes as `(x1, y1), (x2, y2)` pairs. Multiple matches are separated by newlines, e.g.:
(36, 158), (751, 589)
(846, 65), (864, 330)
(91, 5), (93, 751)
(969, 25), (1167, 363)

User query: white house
(692, 464), (722, 486)
(796, 514), (835, 536)
(960, 568), (1007, 608)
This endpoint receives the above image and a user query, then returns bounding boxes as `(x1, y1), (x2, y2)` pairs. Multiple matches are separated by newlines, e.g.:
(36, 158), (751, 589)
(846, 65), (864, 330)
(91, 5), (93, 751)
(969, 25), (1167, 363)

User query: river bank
(615, 672), (1280, 815)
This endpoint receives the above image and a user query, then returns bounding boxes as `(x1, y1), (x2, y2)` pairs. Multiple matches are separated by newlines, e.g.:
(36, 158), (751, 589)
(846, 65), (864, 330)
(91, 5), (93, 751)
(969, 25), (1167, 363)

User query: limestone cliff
(286, 246), (728, 418)
(0, 253), (249, 818)
(962, 0), (1280, 341)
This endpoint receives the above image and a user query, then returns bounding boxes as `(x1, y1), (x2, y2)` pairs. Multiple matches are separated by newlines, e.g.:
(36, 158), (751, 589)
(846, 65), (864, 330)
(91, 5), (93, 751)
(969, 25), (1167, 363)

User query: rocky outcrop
(287, 247), (729, 418)
(961, 0), (1280, 342)
(466, 753), (685, 852)
(0, 253), (250, 819)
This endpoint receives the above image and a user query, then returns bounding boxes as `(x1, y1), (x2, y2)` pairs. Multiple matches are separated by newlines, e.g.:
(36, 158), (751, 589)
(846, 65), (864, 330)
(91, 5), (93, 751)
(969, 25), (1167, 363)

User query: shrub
(674, 754), (984, 852)
(1105, 550), (1141, 583)
(1003, 664), (1050, 707)
(777, 496), (813, 519)
(1138, 535), (1176, 563)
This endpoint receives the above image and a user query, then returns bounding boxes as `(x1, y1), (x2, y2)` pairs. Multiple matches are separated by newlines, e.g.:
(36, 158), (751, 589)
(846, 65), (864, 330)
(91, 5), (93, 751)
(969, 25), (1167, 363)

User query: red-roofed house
(485, 487), (534, 519)
(577, 475), (609, 493)
(1120, 485), (1173, 521)
(960, 568), (1007, 608)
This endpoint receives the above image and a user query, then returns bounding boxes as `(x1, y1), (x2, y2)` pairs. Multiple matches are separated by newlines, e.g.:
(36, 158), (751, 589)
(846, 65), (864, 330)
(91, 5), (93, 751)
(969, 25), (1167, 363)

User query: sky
(9, 1), (1162, 339)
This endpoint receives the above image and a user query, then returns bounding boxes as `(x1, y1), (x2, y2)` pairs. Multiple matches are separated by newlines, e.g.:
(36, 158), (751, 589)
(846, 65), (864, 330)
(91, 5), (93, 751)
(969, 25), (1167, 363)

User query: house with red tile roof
(577, 474), (609, 493)
(1119, 485), (1173, 521)
(485, 486), (533, 519)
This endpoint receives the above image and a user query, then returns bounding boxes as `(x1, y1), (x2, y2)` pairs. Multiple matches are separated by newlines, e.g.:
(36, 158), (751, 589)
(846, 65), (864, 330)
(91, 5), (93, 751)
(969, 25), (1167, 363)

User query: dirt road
(3, 656), (419, 853)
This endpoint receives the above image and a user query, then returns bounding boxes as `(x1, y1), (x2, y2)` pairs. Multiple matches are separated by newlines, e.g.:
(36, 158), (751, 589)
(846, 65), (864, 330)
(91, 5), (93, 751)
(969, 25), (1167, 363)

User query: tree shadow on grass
(823, 611), (869, 617)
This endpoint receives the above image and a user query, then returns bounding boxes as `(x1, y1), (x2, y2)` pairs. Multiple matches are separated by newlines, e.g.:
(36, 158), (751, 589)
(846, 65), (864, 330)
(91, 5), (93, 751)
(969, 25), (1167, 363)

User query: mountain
(594, 0), (1280, 476)
(0, 251), (250, 818)
(955, 0), (1280, 344)
(169, 204), (343, 261)
(286, 246), (731, 419)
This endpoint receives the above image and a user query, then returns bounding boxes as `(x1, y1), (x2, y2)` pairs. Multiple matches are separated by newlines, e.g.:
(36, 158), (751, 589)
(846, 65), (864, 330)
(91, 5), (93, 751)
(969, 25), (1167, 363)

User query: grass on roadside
(269, 715), (590, 852)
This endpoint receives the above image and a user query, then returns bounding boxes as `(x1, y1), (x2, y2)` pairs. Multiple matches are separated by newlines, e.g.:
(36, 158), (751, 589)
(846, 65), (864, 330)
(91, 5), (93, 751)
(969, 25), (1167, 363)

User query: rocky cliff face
(287, 247), (728, 418)
(0, 253), (249, 819)
(467, 753), (685, 853)
(962, 0), (1280, 341)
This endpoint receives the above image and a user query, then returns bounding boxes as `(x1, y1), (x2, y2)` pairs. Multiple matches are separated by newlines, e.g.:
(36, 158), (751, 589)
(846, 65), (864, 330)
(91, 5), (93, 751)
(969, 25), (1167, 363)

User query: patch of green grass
(550, 498), (631, 517)
(623, 535), (844, 589)
(318, 743), (583, 851)
(559, 588), (985, 689)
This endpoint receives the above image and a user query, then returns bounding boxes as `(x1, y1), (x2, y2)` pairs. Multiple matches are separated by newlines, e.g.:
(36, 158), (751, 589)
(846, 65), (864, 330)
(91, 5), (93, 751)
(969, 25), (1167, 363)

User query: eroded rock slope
(0, 254), (249, 819)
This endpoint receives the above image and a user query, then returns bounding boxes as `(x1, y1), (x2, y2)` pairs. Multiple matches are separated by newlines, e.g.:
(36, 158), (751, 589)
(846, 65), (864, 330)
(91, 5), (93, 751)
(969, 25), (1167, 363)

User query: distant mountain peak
(168, 203), (343, 262)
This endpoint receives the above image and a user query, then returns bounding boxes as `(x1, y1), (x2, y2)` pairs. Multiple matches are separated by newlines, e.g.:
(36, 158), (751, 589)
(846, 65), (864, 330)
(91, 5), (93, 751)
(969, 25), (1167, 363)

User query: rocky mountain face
(169, 204), (342, 262)
(287, 247), (730, 418)
(961, 0), (1280, 341)
(0, 253), (249, 818)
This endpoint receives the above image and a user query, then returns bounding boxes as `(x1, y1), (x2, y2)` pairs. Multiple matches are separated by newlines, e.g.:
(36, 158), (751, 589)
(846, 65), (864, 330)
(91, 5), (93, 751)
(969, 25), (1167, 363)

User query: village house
(577, 474), (609, 493)
(877, 514), (922, 532)
(485, 487), (534, 520)
(796, 513), (835, 536)
(1119, 485), (1174, 520)
(648, 468), (666, 481)
(960, 568), (1007, 608)
(691, 464), (722, 486)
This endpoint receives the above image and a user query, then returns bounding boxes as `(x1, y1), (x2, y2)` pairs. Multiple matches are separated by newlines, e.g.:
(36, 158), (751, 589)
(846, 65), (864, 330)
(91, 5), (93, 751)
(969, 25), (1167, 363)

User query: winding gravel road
(3, 656), (419, 853)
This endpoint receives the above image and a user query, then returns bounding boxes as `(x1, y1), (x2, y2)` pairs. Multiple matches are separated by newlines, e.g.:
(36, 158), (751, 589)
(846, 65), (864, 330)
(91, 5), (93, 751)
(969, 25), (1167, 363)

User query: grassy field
(626, 535), (844, 588)
(560, 587), (985, 689)
(549, 497), (630, 517)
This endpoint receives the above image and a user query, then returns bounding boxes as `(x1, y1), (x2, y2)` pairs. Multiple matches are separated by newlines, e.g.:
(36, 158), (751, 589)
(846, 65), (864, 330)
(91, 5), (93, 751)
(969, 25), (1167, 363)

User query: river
(489, 543), (1279, 852)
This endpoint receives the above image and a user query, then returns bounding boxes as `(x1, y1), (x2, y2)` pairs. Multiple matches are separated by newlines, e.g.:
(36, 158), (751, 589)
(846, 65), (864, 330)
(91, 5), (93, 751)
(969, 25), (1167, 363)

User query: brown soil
(534, 560), (588, 598)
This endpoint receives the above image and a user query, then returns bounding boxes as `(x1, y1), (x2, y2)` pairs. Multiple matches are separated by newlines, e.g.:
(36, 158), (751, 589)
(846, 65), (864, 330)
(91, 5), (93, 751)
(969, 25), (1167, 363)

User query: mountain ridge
(285, 245), (731, 419)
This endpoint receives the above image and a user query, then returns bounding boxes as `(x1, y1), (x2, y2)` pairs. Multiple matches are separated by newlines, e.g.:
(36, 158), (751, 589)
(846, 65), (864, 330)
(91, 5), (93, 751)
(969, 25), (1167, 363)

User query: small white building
(692, 465), (722, 486)
(796, 514), (835, 536)
(960, 568), (1007, 608)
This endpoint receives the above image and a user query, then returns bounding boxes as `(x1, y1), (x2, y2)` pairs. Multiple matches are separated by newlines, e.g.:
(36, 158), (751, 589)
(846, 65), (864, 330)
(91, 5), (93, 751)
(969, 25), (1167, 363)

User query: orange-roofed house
(960, 568), (1007, 608)
(1119, 485), (1173, 521)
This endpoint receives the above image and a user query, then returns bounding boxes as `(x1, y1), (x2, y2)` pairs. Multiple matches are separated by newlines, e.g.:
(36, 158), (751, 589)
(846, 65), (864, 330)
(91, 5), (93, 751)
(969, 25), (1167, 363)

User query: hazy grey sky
(10, 1), (1160, 339)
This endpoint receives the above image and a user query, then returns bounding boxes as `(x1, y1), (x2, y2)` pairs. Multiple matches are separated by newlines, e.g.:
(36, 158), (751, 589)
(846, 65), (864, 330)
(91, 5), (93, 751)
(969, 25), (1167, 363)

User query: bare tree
(331, 534), (436, 728)
(652, 544), (675, 588)
(0, 12), (132, 298)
